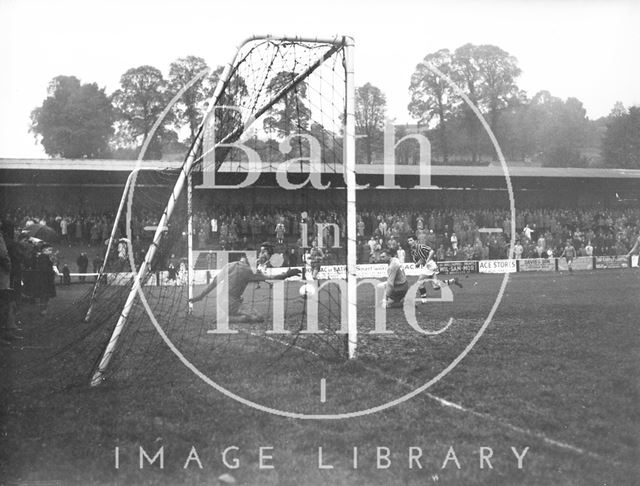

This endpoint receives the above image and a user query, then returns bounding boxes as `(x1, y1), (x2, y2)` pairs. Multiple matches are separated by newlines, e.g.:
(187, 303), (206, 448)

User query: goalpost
(88, 36), (357, 386)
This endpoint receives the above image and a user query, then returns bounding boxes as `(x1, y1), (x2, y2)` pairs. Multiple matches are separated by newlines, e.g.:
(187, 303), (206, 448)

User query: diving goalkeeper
(189, 243), (300, 323)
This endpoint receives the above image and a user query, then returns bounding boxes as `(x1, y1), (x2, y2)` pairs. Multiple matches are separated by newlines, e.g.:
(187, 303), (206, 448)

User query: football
(299, 283), (316, 297)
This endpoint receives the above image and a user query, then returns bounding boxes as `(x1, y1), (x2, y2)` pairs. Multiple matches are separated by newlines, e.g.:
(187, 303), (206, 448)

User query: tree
(355, 82), (386, 163)
(496, 91), (534, 162)
(609, 101), (627, 118)
(111, 65), (174, 160)
(168, 56), (222, 145)
(408, 49), (454, 162)
(207, 67), (245, 147)
(541, 96), (590, 167)
(263, 71), (311, 138)
(474, 45), (521, 139)
(450, 43), (521, 162)
(602, 106), (640, 169)
(451, 44), (484, 163)
(30, 75), (113, 158)
(493, 90), (592, 167)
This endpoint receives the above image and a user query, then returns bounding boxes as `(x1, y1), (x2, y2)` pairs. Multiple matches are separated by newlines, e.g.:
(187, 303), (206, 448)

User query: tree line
(30, 46), (639, 168)
(31, 56), (221, 160)
(359, 43), (638, 169)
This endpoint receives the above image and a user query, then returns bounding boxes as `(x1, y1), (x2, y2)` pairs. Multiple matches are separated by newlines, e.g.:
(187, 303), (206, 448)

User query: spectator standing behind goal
(33, 246), (57, 315)
(92, 254), (103, 280)
(356, 218), (365, 239)
(1, 220), (26, 344)
(77, 252), (89, 282)
(90, 224), (99, 247)
(514, 240), (524, 259)
(307, 239), (324, 280)
(75, 217), (83, 243)
(585, 241), (594, 257)
(367, 236), (377, 255)
(378, 218), (388, 238)
(561, 239), (577, 273)
(61, 264), (71, 285)
(60, 217), (69, 246)
(397, 246), (406, 263)
(0, 224), (18, 344)
(210, 217), (218, 243)
(275, 220), (286, 245)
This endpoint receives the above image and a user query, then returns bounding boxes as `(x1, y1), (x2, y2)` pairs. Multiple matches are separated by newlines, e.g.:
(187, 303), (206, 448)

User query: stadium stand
(2, 159), (640, 270)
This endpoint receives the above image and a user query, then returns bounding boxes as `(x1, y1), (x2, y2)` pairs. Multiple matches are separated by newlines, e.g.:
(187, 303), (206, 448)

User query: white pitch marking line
(363, 365), (623, 467)
(320, 378), (326, 403)
(243, 330), (625, 467)
(245, 331), (322, 358)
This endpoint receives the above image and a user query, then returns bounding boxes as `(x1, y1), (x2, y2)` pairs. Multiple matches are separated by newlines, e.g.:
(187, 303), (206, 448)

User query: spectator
(210, 216), (218, 242)
(61, 264), (71, 285)
(514, 240), (524, 259)
(1, 222), (21, 344)
(60, 217), (69, 246)
(585, 241), (594, 257)
(307, 239), (324, 279)
(397, 245), (406, 263)
(33, 246), (57, 315)
(198, 227), (207, 249)
(77, 252), (89, 282)
(4, 201), (640, 266)
(356, 218), (365, 238)
(92, 254), (103, 274)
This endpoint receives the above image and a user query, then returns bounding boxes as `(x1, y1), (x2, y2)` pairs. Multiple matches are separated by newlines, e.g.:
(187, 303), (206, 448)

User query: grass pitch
(1, 269), (638, 485)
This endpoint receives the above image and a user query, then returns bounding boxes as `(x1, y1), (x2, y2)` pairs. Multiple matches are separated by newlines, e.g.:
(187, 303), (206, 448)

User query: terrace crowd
(3, 203), (639, 267)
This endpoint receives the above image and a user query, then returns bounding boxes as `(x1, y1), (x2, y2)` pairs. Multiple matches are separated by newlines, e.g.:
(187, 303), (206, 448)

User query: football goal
(83, 36), (358, 388)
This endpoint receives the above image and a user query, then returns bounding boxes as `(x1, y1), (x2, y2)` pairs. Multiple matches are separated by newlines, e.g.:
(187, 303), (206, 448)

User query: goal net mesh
(29, 38), (359, 401)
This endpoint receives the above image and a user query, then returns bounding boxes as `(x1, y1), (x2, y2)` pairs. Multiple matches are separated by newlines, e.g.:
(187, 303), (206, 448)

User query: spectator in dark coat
(34, 247), (56, 315)
(77, 252), (89, 282)
(92, 255), (103, 281)
(0, 223), (19, 343)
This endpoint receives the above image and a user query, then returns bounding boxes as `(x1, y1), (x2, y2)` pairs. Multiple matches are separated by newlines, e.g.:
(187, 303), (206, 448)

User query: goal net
(49, 36), (360, 396)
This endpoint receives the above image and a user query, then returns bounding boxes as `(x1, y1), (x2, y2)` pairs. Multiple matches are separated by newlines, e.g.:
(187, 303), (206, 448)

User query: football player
(190, 243), (300, 322)
(378, 247), (409, 308)
(407, 236), (462, 304)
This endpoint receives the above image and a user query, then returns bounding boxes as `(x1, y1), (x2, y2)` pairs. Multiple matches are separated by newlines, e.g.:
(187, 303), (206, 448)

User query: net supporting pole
(84, 169), (139, 322)
(187, 171), (194, 313)
(89, 155), (198, 386)
(344, 37), (358, 359)
(88, 47), (242, 386)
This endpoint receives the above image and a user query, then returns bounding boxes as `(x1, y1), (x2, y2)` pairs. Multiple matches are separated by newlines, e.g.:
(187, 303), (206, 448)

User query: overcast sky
(1, 0), (638, 158)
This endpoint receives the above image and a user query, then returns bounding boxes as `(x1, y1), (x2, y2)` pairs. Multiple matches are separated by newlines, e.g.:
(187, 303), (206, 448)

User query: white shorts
(421, 260), (439, 278)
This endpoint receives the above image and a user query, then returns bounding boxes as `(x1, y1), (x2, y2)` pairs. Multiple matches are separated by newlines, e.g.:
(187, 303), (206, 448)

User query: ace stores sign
(479, 259), (517, 274)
